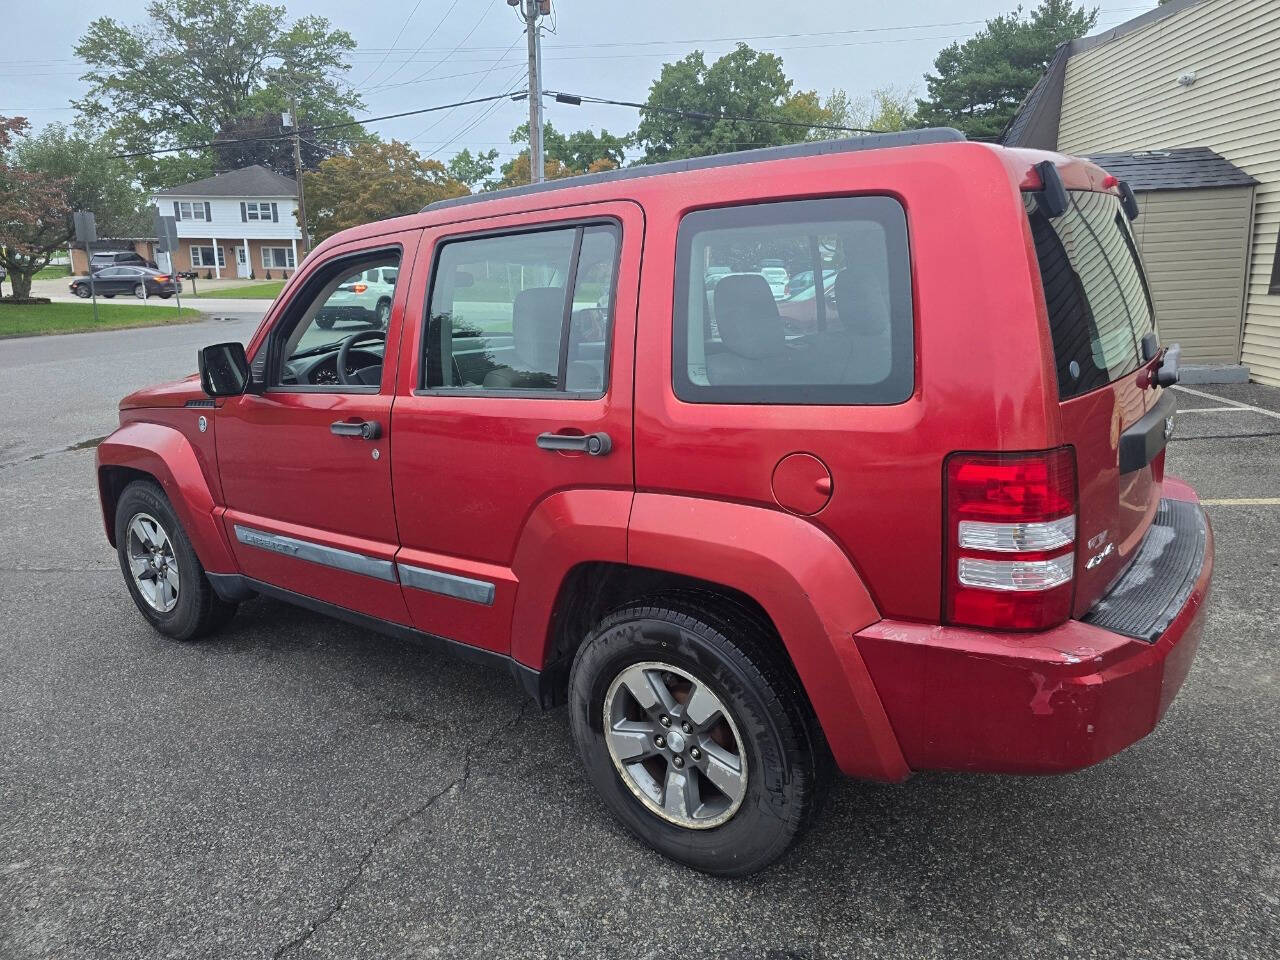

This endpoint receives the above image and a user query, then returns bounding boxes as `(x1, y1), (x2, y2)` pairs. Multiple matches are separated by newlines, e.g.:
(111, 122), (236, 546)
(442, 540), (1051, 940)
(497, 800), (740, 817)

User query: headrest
(833, 268), (891, 336)
(713, 274), (785, 359)
(512, 287), (565, 373)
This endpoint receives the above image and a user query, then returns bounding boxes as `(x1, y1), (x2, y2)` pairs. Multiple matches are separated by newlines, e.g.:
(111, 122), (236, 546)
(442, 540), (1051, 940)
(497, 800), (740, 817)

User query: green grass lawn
(0, 301), (203, 338)
(190, 280), (285, 299)
(34, 264), (72, 279)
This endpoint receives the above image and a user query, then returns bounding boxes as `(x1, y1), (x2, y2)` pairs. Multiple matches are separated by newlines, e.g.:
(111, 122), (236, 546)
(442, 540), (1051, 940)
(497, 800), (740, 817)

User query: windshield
(1025, 190), (1155, 400)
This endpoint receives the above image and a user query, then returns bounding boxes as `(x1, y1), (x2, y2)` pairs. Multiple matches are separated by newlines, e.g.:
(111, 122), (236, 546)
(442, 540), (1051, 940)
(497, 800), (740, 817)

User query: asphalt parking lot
(2, 319), (1277, 959)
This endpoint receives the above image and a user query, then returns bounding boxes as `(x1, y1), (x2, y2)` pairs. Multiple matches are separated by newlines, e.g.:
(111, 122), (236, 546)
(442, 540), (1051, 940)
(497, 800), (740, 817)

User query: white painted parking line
(1173, 385), (1280, 420)
(1175, 406), (1254, 413)
(1199, 497), (1280, 506)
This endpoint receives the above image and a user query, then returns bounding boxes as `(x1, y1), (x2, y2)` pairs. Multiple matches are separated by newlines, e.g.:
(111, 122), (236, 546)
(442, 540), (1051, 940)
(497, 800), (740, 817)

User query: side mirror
(198, 341), (250, 397)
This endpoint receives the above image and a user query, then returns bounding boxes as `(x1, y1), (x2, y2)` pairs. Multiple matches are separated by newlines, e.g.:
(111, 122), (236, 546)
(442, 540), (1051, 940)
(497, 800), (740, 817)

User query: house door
(236, 244), (250, 278)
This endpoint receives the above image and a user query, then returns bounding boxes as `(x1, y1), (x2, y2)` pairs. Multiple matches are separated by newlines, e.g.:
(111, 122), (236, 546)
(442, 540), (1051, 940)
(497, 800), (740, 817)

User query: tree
(823, 87), (917, 134)
(73, 0), (364, 190)
(914, 0), (1097, 141)
(631, 44), (840, 163)
(495, 121), (626, 188)
(1, 119), (145, 299)
(212, 112), (332, 180)
(0, 118), (69, 299)
(447, 148), (501, 192)
(303, 141), (468, 242)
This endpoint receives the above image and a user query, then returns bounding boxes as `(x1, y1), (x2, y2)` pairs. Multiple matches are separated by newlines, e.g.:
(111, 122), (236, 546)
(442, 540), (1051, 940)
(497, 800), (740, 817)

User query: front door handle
(536, 431), (612, 456)
(330, 419), (381, 440)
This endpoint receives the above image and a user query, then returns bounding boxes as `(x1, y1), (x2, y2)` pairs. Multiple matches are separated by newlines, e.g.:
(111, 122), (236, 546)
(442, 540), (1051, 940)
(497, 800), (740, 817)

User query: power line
(350, 0), (427, 89)
(107, 92), (527, 159)
(384, 0), (501, 93)
(545, 91), (882, 135)
(358, 0), (466, 91)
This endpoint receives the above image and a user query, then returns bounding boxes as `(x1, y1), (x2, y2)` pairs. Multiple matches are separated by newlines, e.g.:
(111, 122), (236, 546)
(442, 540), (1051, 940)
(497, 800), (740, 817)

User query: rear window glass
(673, 196), (914, 405)
(1026, 190), (1154, 399)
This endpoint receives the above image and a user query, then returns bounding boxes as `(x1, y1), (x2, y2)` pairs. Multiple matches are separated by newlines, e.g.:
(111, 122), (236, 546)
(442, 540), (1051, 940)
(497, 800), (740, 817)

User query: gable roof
(1003, 0), (1211, 148)
(1086, 147), (1258, 191)
(153, 164), (297, 198)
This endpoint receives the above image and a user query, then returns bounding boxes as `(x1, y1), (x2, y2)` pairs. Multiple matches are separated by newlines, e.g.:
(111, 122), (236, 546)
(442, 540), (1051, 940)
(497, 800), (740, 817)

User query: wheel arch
(527, 493), (910, 782)
(96, 422), (237, 573)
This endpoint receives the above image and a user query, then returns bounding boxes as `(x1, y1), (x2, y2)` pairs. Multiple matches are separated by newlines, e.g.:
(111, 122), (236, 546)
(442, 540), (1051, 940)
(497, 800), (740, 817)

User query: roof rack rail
(423, 127), (966, 212)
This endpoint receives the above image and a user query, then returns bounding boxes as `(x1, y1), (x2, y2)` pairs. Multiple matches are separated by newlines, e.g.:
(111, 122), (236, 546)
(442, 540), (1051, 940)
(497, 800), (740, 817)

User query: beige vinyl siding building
(1004, 0), (1280, 385)
(1083, 149), (1257, 366)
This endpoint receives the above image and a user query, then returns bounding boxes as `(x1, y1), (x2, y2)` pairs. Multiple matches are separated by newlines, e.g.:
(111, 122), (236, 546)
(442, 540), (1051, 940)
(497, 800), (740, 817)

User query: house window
(178, 201), (208, 222)
(241, 201), (279, 223)
(261, 246), (296, 269)
(191, 245), (226, 268)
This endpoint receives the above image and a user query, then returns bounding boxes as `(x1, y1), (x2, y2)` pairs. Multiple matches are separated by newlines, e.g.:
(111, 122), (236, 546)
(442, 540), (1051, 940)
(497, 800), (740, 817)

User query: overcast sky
(3, 0), (1158, 166)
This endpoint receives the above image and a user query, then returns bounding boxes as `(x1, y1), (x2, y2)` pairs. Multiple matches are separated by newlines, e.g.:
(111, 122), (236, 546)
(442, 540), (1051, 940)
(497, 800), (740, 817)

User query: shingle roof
(153, 164), (297, 198)
(1085, 147), (1258, 191)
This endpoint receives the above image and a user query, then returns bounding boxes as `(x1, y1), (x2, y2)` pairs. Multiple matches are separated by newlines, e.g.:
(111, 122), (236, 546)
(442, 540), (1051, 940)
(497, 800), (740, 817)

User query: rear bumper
(855, 483), (1212, 775)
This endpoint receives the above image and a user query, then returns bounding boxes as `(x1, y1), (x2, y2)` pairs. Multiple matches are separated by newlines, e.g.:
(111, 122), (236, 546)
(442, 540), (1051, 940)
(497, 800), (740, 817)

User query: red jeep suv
(96, 129), (1212, 876)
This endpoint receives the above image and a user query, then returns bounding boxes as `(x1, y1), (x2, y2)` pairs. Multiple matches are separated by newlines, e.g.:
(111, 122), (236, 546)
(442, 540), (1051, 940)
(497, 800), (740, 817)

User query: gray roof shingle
(1085, 147), (1258, 191)
(153, 164), (297, 198)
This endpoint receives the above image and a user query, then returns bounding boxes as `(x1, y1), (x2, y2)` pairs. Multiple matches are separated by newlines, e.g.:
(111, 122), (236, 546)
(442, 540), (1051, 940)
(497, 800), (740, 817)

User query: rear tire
(316, 316), (335, 330)
(114, 480), (236, 641)
(134, 283), (147, 300)
(569, 592), (830, 876)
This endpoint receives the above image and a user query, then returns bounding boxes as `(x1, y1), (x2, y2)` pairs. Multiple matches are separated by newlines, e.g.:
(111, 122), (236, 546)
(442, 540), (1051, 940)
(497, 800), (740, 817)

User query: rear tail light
(153, 274), (170, 282)
(944, 448), (1077, 631)
(352, 282), (368, 294)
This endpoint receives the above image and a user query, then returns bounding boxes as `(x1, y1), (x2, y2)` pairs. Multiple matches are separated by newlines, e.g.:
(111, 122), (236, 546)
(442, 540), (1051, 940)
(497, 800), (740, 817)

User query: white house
(151, 165), (305, 279)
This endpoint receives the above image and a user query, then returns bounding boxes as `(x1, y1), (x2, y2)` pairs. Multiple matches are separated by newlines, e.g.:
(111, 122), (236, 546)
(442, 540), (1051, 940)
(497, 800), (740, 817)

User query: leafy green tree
(914, 0), (1097, 140)
(303, 141), (468, 242)
(447, 148), (502, 192)
(823, 86), (917, 134)
(631, 44), (839, 163)
(0, 119), (145, 299)
(73, 0), (364, 190)
(496, 122), (627, 187)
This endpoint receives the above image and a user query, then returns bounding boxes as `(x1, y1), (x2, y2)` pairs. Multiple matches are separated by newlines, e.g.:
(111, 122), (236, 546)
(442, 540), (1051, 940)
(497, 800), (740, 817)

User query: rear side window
(1026, 190), (1154, 399)
(673, 196), (914, 405)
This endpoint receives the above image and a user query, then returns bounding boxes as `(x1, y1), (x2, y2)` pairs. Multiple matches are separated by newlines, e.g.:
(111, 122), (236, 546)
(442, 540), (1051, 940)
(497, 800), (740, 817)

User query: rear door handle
(536, 431), (612, 456)
(330, 419), (381, 440)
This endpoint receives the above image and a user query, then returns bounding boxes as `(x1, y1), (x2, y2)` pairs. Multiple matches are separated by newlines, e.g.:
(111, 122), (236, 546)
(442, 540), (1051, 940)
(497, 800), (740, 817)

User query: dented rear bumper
(855, 483), (1212, 775)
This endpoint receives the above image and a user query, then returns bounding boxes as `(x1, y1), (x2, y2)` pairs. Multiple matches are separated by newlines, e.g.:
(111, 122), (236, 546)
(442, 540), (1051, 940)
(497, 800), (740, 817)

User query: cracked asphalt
(1, 319), (1277, 959)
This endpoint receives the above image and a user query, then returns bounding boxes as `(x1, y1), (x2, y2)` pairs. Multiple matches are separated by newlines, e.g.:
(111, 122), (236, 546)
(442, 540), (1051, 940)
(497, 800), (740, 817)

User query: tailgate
(1024, 186), (1164, 616)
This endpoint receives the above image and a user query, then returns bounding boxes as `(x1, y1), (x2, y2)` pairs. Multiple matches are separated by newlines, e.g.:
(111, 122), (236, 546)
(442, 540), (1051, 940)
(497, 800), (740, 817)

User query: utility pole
(287, 98), (311, 252)
(519, 0), (546, 183)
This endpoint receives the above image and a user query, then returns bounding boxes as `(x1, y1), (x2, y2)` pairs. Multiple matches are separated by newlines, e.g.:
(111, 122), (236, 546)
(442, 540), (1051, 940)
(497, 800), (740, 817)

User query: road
(1, 322), (1277, 959)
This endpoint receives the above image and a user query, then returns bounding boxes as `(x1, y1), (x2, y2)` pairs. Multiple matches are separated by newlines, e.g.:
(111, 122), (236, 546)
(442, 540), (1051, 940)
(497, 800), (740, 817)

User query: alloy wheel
(125, 513), (180, 612)
(602, 660), (748, 829)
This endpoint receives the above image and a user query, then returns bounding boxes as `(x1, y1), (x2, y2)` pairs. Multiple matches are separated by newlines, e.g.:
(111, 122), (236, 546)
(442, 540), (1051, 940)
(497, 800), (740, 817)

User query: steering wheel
(336, 329), (386, 386)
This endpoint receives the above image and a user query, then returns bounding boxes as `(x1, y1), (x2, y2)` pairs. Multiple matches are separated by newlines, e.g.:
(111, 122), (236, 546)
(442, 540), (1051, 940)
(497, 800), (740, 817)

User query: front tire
(569, 594), (830, 876)
(114, 480), (236, 641)
(75, 285), (91, 299)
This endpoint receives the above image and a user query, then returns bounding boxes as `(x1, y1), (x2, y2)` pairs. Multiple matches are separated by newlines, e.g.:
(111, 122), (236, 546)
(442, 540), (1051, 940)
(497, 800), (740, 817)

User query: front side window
(674, 196), (914, 405)
(1026, 190), (1155, 399)
(423, 222), (620, 395)
(271, 251), (401, 390)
